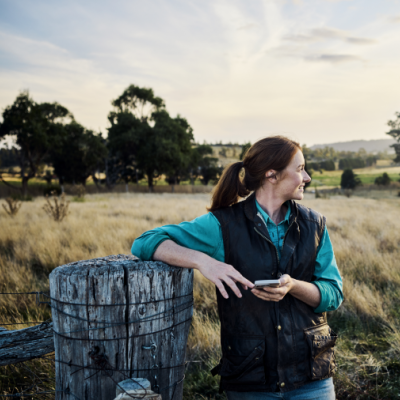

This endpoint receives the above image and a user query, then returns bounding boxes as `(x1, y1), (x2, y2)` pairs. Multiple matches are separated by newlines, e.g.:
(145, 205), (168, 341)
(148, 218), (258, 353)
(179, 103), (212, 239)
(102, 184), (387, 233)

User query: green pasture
(310, 166), (400, 188)
(2, 166), (400, 194)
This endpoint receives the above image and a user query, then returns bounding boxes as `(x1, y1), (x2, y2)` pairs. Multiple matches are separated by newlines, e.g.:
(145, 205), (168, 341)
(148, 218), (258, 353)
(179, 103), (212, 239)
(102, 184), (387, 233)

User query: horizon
(0, 135), (396, 151)
(1, 0), (400, 147)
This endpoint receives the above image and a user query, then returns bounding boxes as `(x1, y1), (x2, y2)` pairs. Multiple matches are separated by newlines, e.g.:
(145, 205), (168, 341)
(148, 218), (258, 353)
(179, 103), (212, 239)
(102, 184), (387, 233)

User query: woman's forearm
(290, 279), (321, 308)
(153, 239), (210, 270)
(153, 240), (254, 299)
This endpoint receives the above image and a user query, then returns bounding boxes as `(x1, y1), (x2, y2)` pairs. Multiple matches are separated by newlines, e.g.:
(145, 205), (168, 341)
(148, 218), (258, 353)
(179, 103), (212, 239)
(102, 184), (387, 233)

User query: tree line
(302, 145), (394, 173)
(1, 85), (399, 196)
(0, 85), (222, 195)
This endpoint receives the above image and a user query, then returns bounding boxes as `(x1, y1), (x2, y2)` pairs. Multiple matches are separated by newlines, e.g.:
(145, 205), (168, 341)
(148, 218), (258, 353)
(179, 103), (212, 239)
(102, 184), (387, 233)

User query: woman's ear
(265, 170), (278, 182)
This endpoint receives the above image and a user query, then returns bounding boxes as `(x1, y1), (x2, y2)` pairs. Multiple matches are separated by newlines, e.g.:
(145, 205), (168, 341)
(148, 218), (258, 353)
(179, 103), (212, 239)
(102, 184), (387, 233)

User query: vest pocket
(217, 335), (266, 384)
(304, 323), (338, 380)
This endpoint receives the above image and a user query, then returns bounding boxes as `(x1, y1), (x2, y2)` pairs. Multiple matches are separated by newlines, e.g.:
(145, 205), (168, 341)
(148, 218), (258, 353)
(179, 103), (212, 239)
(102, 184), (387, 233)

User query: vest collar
(244, 192), (298, 225)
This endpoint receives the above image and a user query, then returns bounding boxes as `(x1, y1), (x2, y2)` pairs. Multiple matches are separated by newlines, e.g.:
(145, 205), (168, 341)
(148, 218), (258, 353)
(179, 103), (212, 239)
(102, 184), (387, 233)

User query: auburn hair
(208, 135), (301, 211)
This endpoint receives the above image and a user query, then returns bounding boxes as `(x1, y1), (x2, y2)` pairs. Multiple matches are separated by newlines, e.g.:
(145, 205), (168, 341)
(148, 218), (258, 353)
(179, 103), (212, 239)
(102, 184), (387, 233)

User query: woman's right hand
(153, 239), (254, 300)
(197, 260), (254, 299)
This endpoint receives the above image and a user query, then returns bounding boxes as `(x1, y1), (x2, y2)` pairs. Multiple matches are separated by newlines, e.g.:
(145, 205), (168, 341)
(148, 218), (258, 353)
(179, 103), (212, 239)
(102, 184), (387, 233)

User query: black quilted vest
(211, 193), (337, 393)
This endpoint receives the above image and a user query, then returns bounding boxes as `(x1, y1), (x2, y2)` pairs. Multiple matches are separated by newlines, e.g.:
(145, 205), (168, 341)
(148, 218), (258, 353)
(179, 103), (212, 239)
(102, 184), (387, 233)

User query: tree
(240, 142), (251, 160)
(141, 110), (193, 188)
(186, 144), (214, 184)
(0, 91), (73, 195)
(320, 159), (335, 171)
(111, 85), (164, 120)
(340, 169), (361, 190)
(107, 111), (145, 187)
(107, 85), (167, 190)
(365, 155), (377, 167)
(107, 84), (194, 191)
(50, 122), (107, 185)
(339, 158), (365, 170)
(374, 172), (391, 186)
(0, 146), (19, 168)
(387, 111), (400, 162)
(199, 158), (221, 185)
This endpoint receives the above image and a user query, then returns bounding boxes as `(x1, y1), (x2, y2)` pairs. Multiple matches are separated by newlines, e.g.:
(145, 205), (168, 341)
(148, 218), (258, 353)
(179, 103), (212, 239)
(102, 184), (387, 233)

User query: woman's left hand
(251, 274), (294, 302)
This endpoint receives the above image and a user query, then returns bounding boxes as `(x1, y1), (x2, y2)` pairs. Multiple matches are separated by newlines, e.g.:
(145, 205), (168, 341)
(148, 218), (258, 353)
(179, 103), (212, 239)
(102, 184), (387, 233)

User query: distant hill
(310, 138), (396, 153)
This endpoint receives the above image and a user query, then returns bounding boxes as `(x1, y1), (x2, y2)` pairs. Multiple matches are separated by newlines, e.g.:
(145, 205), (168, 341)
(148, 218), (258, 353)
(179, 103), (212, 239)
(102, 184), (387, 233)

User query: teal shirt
(131, 202), (343, 313)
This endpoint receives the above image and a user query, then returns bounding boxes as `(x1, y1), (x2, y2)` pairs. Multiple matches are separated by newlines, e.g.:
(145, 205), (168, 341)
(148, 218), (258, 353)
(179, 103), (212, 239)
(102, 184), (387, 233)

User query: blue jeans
(226, 378), (335, 400)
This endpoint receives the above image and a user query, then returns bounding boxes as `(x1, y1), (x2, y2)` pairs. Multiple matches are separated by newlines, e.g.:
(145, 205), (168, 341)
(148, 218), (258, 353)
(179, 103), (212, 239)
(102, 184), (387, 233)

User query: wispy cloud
(346, 37), (375, 45)
(304, 54), (363, 63)
(237, 23), (257, 30)
(388, 15), (400, 23)
(0, 0), (399, 146)
(283, 27), (376, 45)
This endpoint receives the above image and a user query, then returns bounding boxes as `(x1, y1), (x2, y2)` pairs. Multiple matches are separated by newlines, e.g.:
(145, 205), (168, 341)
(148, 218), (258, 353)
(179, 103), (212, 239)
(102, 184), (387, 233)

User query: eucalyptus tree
(387, 111), (400, 162)
(107, 84), (194, 191)
(0, 91), (73, 195)
(50, 122), (107, 185)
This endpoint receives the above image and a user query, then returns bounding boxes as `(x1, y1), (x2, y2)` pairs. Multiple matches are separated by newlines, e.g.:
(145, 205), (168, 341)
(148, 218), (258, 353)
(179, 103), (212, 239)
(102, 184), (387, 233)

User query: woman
(132, 136), (343, 400)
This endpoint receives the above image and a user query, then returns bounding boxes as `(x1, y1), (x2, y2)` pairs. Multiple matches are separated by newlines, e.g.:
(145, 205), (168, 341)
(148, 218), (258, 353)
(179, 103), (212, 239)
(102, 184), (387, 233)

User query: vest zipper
(254, 227), (280, 266)
(281, 220), (296, 253)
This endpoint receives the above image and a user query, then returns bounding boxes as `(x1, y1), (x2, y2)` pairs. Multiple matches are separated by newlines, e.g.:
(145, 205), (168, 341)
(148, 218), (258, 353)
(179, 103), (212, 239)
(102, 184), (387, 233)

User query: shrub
(320, 159), (335, 171)
(339, 158), (366, 170)
(344, 189), (353, 198)
(43, 185), (62, 197)
(341, 169), (361, 190)
(375, 172), (391, 186)
(10, 193), (33, 201)
(71, 184), (86, 198)
(307, 159), (335, 172)
(2, 197), (22, 216)
(315, 187), (329, 199)
(307, 162), (320, 171)
(43, 192), (69, 222)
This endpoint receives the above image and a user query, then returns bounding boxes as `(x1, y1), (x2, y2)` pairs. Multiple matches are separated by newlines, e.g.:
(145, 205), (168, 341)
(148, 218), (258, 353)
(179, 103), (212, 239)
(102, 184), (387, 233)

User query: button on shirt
(131, 201), (343, 313)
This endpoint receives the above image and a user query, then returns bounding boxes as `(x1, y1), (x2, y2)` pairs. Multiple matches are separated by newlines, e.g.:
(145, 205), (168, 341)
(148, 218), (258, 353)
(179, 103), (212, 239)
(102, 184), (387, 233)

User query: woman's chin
(293, 191), (304, 200)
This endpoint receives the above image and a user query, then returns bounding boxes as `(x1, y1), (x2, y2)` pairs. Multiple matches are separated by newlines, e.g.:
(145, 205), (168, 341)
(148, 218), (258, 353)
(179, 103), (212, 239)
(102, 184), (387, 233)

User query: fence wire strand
(0, 289), (193, 400)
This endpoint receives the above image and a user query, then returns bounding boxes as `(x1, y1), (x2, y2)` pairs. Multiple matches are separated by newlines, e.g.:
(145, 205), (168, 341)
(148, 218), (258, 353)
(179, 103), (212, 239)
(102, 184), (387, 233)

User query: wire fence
(0, 290), (193, 400)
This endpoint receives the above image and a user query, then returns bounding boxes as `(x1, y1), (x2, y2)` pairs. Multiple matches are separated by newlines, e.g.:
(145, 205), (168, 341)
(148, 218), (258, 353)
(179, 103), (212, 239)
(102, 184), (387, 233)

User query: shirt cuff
(312, 281), (340, 313)
(151, 237), (171, 261)
(131, 233), (171, 261)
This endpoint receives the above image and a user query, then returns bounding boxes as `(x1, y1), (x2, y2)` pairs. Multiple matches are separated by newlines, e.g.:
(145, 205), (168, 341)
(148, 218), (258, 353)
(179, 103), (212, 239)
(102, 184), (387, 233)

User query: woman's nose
(303, 172), (311, 182)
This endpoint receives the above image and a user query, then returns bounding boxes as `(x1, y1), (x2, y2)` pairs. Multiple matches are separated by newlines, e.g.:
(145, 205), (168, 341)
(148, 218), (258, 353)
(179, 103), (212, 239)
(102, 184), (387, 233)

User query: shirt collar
(255, 200), (291, 226)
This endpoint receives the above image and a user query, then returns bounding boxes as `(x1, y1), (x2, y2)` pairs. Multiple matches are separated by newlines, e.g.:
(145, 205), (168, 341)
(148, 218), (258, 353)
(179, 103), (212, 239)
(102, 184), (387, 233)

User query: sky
(0, 0), (400, 146)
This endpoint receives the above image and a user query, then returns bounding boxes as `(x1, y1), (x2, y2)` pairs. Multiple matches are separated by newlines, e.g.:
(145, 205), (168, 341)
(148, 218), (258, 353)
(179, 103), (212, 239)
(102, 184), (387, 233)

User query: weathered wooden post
(50, 254), (193, 400)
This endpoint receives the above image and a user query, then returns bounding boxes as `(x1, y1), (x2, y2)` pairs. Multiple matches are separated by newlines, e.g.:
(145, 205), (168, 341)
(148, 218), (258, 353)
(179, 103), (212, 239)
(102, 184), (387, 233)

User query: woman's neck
(255, 188), (287, 225)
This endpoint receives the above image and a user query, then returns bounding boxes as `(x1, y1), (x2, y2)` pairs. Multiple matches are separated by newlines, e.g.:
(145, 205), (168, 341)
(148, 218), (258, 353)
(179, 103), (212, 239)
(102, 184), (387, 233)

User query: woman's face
(270, 150), (311, 201)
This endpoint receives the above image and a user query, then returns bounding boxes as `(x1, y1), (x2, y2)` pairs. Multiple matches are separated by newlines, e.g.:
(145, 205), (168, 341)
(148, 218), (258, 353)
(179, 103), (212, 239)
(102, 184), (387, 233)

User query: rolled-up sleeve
(131, 213), (224, 262)
(312, 226), (343, 313)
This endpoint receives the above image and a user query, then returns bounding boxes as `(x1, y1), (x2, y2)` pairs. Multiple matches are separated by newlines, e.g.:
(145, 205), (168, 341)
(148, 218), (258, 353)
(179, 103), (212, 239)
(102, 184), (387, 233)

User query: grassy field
(1, 164), (400, 197)
(1, 192), (400, 399)
(311, 165), (400, 188)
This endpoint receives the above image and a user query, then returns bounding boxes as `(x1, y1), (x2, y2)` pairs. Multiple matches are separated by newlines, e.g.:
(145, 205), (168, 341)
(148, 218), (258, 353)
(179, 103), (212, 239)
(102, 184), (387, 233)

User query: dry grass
(1, 197), (22, 216)
(1, 192), (400, 399)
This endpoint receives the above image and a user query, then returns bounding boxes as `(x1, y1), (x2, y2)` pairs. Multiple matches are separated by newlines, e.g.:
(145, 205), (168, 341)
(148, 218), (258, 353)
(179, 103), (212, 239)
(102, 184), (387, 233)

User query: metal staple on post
(0, 255), (194, 400)
(142, 343), (159, 393)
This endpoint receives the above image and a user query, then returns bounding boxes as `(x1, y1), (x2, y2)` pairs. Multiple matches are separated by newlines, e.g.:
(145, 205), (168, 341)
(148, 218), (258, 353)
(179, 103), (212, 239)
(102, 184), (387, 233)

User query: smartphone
(254, 279), (281, 289)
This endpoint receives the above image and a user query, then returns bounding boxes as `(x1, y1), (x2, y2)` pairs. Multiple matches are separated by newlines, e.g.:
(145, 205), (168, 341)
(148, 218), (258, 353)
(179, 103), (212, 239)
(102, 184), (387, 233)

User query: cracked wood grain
(50, 254), (193, 400)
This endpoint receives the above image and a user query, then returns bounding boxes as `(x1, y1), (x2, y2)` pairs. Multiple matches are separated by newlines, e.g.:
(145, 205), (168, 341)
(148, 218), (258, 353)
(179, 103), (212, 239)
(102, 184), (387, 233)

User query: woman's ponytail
(207, 136), (301, 212)
(207, 161), (249, 212)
